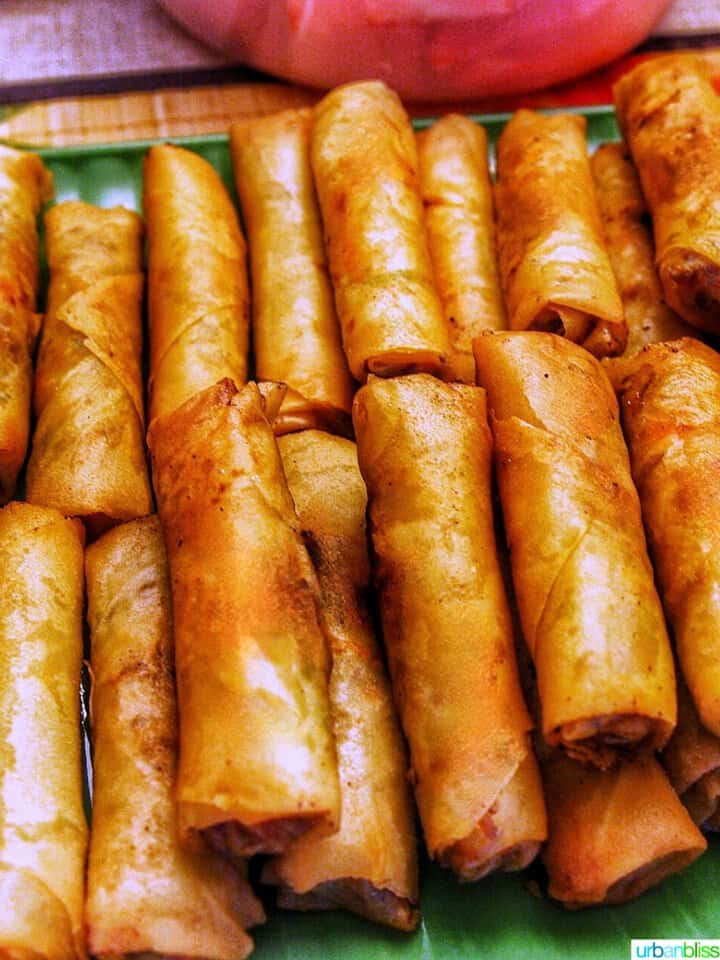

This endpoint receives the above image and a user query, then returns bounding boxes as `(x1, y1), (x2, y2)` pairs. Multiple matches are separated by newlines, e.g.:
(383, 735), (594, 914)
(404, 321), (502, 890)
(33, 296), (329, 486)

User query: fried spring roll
(27, 201), (152, 533)
(609, 338), (720, 737)
(263, 431), (418, 930)
(353, 373), (546, 880)
(474, 332), (676, 768)
(0, 502), (86, 959)
(0, 146), (53, 502)
(311, 81), (451, 381)
(85, 516), (265, 960)
(144, 144), (249, 421)
(542, 750), (706, 907)
(494, 110), (626, 358)
(416, 114), (506, 383)
(148, 379), (339, 857)
(614, 55), (720, 334)
(590, 142), (691, 356)
(230, 109), (354, 436)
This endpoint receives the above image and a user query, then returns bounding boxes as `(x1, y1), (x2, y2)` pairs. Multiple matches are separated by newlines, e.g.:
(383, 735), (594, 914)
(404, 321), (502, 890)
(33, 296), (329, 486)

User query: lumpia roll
(148, 379), (339, 857)
(494, 110), (626, 358)
(353, 373), (546, 880)
(230, 109), (354, 436)
(264, 431), (418, 930)
(0, 501), (86, 958)
(311, 81), (451, 381)
(614, 55), (720, 334)
(85, 516), (264, 960)
(27, 201), (152, 532)
(542, 750), (706, 907)
(416, 114), (506, 383)
(609, 338), (720, 737)
(144, 144), (249, 421)
(473, 331), (676, 768)
(590, 142), (691, 356)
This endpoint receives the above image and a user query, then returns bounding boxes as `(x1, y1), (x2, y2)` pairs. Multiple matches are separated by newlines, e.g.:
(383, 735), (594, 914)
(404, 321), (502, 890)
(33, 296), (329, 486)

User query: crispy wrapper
(264, 431), (419, 930)
(85, 516), (264, 960)
(144, 144), (249, 421)
(27, 201), (152, 532)
(474, 331), (676, 768)
(417, 114), (506, 383)
(590, 142), (691, 356)
(0, 502), (86, 959)
(353, 373), (546, 880)
(494, 110), (626, 358)
(230, 109), (354, 436)
(609, 337), (720, 738)
(614, 55), (720, 334)
(542, 750), (706, 907)
(0, 146), (52, 502)
(311, 81), (451, 381)
(148, 379), (340, 857)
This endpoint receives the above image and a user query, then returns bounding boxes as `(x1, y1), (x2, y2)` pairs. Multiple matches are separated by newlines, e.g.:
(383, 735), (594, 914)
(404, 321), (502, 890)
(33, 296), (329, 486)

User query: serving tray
(33, 105), (719, 960)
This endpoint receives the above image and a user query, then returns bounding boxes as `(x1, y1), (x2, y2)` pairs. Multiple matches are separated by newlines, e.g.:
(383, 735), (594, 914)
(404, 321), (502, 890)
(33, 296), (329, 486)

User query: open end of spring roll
(144, 144), (249, 421)
(148, 379), (339, 857)
(494, 110), (626, 358)
(85, 516), (264, 960)
(416, 114), (506, 383)
(263, 431), (419, 931)
(311, 80), (451, 381)
(353, 373), (546, 880)
(542, 751), (706, 907)
(614, 55), (720, 334)
(230, 109), (354, 436)
(474, 331), (676, 768)
(0, 502), (86, 960)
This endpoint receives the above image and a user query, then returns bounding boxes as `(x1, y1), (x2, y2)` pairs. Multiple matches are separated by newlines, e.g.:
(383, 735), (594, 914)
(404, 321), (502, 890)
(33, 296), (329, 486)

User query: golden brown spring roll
(85, 516), (265, 960)
(27, 201), (152, 533)
(590, 142), (691, 356)
(494, 110), (626, 358)
(416, 114), (506, 383)
(542, 750), (706, 907)
(148, 379), (339, 857)
(614, 55), (720, 334)
(474, 331), (676, 768)
(311, 81), (451, 381)
(263, 431), (418, 930)
(609, 338), (720, 738)
(144, 143), (249, 421)
(353, 373), (546, 880)
(230, 109), (354, 436)
(0, 146), (53, 502)
(0, 501), (86, 959)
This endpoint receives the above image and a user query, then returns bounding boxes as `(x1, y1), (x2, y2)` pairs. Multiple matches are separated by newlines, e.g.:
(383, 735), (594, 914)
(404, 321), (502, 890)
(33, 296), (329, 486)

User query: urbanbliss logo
(631, 942), (720, 958)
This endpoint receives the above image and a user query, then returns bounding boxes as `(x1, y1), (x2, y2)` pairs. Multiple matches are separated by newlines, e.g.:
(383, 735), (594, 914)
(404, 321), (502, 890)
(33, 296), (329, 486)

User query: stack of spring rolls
(3, 51), (720, 958)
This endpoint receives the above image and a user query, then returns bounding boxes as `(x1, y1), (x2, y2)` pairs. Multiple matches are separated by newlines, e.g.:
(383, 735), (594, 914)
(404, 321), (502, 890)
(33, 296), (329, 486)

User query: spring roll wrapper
(353, 373), (546, 880)
(148, 379), (339, 856)
(416, 114), (506, 383)
(27, 202), (152, 528)
(0, 147), (52, 502)
(542, 750), (706, 908)
(474, 332), (676, 768)
(494, 110), (626, 358)
(590, 142), (692, 356)
(311, 81), (451, 381)
(230, 110), (354, 436)
(85, 516), (264, 960)
(144, 144), (249, 422)
(0, 502), (86, 959)
(614, 55), (720, 334)
(262, 431), (418, 930)
(609, 338), (720, 738)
